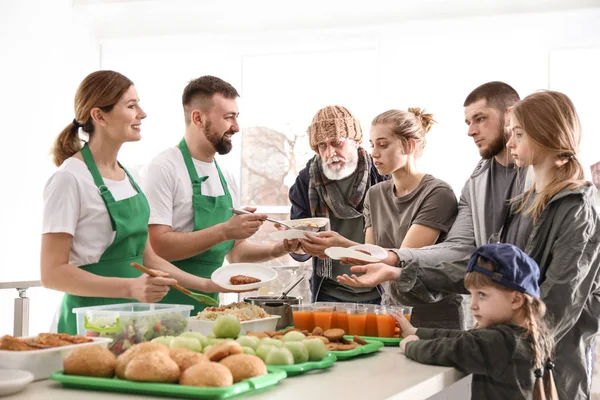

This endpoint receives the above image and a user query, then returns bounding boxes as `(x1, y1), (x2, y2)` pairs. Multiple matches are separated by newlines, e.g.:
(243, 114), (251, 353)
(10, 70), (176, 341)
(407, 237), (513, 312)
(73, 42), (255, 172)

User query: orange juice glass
(393, 306), (413, 337)
(364, 305), (379, 337)
(291, 304), (314, 332)
(334, 303), (355, 333)
(346, 306), (367, 336)
(376, 306), (398, 338)
(313, 304), (335, 331)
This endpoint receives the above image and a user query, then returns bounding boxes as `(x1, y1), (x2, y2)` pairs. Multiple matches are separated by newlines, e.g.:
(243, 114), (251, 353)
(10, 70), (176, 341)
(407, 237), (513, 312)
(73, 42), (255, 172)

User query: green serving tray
(343, 335), (402, 347)
(328, 339), (384, 361)
(50, 370), (287, 399)
(266, 353), (337, 376)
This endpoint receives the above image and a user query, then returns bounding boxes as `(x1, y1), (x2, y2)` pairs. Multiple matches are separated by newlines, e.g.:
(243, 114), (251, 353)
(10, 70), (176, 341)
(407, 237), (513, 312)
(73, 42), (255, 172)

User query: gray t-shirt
(319, 174), (380, 302)
(364, 175), (458, 248)
(485, 159), (520, 240)
(502, 193), (536, 250)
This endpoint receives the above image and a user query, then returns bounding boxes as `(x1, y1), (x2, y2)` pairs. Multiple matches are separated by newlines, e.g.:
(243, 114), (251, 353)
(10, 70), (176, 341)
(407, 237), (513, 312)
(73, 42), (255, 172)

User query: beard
(321, 153), (358, 180)
(479, 120), (506, 159)
(204, 120), (233, 155)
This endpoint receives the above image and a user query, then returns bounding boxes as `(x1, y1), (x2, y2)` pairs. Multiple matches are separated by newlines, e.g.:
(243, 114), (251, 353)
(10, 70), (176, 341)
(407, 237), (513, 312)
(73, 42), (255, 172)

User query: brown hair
(182, 76), (239, 125)
(463, 81), (520, 114)
(371, 108), (435, 155)
(464, 257), (557, 400)
(511, 90), (587, 221)
(52, 71), (134, 167)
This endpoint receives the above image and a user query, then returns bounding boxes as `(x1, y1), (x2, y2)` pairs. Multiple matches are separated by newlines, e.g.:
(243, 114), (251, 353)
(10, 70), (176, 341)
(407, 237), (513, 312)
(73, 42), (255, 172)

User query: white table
(5, 347), (470, 400)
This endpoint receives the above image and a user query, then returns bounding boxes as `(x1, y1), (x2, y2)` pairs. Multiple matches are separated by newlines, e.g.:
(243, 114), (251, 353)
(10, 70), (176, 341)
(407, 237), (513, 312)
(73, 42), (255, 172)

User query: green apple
(265, 347), (294, 365)
(151, 336), (174, 347)
(256, 344), (277, 361)
(242, 346), (256, 355)
(284, 341), (309, 364)
(212, 315), (241, 338)
(202, 345), (213, 354)
(236, 336), (260, 350)
(260, 337), (283, 348)
(303, 338), (327, 361)
(282, 331), (306, 342)
(180, 332), (208, 347)
(170, 336), (202, 352)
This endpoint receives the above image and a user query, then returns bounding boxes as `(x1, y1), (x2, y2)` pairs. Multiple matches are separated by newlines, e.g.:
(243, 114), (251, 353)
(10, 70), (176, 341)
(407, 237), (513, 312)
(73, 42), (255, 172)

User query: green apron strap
(81, 143), (116, 205)
(178, 138), (208, 192)
(213, 160), (231, 196)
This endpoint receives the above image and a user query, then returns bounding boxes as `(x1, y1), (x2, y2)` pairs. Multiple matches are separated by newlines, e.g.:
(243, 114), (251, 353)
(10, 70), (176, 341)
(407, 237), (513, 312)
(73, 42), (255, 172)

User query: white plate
(211, 264), (278, 291)
(268, 230), (310, 241)
(0, 369), (34, 396)
(325, 244), (388, 263)
(284, 217), (330, 229)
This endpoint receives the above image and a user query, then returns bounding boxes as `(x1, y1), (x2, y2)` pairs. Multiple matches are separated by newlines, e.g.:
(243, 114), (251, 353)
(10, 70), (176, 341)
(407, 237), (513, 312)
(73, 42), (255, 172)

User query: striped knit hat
(308, 105), (363, 152)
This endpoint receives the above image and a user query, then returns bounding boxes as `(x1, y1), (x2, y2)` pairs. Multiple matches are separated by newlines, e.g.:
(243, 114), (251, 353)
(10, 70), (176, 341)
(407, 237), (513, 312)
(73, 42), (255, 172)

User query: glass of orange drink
(291, 304), (315, 332)
(313, 303), (335, 331)
(347, 305), (367, 336)
(334, 303), (355, 332)
(364, 304), (379, 337)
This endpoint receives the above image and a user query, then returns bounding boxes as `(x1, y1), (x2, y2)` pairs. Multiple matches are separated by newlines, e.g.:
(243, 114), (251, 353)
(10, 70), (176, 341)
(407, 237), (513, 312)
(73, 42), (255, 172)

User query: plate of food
(324, 244), (388, 263)
(188, 302), (280, 336)
(343, 335), (401, 347)
(268, 218), (330, 241)
(211, 264), (278, 291)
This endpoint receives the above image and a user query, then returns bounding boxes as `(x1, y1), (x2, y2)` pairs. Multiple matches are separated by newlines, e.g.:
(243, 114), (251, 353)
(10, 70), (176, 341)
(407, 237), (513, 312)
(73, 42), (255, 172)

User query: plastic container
(346, 306), (367, 336)
(72, 303), (192, 355)
(290, 304), (314, 332)
(364, 305), (380, 337)
(185, 316), (281, 336)
(0, 337), (112, 381)
(312, 303), (335, 331)
(332, 303), (355, 331)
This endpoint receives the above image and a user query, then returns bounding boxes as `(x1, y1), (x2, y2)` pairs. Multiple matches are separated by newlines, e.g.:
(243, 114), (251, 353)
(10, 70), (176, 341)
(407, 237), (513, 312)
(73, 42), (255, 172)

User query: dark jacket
(406, 324), (535, 400)
(288, 155), (387, 301)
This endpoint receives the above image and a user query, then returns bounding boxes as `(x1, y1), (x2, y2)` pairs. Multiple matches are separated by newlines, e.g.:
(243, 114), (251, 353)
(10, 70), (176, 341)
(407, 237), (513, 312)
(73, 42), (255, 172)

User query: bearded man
(141, 76), (296, 313)
(288, 105), (388, 303)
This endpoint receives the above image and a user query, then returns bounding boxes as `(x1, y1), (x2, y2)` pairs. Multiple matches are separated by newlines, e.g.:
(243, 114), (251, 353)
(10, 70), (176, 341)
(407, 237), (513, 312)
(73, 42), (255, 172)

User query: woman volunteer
(41, 70), (224, 334)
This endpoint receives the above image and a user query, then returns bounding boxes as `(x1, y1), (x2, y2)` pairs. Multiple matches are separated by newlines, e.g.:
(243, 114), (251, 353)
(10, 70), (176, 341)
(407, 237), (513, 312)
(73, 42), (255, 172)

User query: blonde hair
(52, 71), (134, 166)
(464, 257), (557, 400)
(511, 90), (587, 221)
(371, 108), (435, 156)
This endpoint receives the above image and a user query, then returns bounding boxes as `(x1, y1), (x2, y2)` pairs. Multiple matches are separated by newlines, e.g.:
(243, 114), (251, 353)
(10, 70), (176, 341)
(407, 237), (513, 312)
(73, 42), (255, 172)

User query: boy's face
(468, 285), (517, 329)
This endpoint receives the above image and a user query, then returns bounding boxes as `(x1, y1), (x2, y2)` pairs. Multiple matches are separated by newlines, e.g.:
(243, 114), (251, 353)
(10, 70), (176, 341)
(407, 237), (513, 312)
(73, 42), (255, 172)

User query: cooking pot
(243, 296), (301, 330)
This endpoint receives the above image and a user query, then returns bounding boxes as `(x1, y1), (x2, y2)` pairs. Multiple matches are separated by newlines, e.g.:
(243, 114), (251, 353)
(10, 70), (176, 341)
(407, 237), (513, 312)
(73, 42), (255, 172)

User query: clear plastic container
(72, 303), (192, 355)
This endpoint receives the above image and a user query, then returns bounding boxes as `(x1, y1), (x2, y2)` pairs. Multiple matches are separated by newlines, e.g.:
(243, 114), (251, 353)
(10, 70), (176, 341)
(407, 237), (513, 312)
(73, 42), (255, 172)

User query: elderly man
(288, 105), (387, 303)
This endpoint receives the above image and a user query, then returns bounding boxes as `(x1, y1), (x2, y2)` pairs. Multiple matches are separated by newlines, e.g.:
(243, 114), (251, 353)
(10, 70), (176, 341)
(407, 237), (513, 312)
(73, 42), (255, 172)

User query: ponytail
(523, 296), (557, 400)
(52, 121), (83, 167)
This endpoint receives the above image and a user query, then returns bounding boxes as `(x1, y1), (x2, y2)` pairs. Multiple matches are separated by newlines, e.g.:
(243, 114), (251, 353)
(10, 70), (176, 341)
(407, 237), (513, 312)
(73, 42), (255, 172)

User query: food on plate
(180, 362), (234, 387)
(305, 335), (329, 344)
(219, 354), (267, 382)
(245, 331), (269, 339)
(256, 344), (277, 361)
(229, 275), (262, 285)
(204, 340), (243, 362)
(264, 347), (294, 366)
(356, 249), (372, 256)
(283, 341), (309, 364)
(169, 348), (207, 372)
(235, 335), (260, 350)
(311, 327), (324, 336)
(116, 342), (170, 379)
(293, 221), (319, 230)
(195, 302), (270, 322)
(179, 332), (209, 348)
(0, 333), (92, 351)
(323, 328), (345, 342)
(63, 345), (116, 378)
(212, 315), (242, 338)
(326, 342), (359, 351)
(242, 346), (256, 355)
(259, 337), (284, 348)
(169, 336), (203, 352)
(303, 338), (328, 361)
(282, 331), (305, 342)
(86, 312), (188, 355)
(124, 351), (180, 383)
(150, 335), (174, 347)
(353, 335), (368, 345)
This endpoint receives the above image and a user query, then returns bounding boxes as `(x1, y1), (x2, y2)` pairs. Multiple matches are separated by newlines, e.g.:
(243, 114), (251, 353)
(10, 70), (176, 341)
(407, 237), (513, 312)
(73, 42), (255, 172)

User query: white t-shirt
(42, 157), (139, 266)
(140, 147), (239, 232)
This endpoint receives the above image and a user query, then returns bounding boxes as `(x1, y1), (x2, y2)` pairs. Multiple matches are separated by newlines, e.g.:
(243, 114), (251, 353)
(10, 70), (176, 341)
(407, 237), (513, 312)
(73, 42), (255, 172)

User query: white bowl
(186, 316), (281, 336)
(211, 264), (278, 291)
(0, 369), (34, 396)
(325, 244), (388, 263)
(0, 337), (112, 381)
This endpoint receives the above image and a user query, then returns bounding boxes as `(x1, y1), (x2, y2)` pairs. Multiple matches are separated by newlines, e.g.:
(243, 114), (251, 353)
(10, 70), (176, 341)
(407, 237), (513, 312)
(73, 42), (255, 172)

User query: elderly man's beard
(204, 120), (233, 155)
(480, 120), (507, 159)
(321, 152), (358, 180)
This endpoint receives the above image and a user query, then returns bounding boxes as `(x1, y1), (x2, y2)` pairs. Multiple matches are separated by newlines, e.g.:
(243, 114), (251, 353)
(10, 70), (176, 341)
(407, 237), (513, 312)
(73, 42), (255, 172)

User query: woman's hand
(400, 335), (420, 354)
(336, 263), (400, 287)
(129, 270), (176, 302)
(299, 231), (347, 258)
(390, 311), (417, 338)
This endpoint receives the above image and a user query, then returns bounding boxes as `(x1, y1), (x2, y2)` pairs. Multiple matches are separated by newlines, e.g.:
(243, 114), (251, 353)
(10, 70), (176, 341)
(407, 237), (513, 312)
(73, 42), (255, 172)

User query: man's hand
(223, 207), (266, 240)
(400, 335), (419, 354)
(336, 263), (401, 288)
(298, 231), (346, 259)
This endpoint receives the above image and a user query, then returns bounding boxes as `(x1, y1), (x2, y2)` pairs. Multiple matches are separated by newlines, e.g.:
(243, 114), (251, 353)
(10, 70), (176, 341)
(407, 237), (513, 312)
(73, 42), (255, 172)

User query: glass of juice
(313, 303), (335, 331)
(376, 306), (398, 338)
(291, 304), (314, 332)
(394, 305), (413, 336)
(334, 303), (356, 333)
(364, 305), (379, 337)
(347, 305), (367, 336)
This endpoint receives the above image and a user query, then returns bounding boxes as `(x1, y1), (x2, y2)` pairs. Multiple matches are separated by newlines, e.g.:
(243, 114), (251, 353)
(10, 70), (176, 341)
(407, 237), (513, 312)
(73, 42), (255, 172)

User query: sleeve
(412, 184), (458, 234)
(140, 162), (176, 227)
(363, 188), (373, 231)
(223, 168), (241, 208)
(42, 171), (80, 235)
(416, 327), (466, 340)
(288, 165), (312, 263)
(405, 327), (517, 376)
(539, 199), (599, 343)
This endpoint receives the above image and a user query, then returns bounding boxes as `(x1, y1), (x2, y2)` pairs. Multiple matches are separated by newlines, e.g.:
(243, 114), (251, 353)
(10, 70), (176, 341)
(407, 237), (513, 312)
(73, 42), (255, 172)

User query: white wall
(0, 0), (99, 335)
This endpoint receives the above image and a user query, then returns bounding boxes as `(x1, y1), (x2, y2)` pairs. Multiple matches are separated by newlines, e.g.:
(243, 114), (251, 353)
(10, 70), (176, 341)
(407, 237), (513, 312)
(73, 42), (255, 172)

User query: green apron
(57, 144), (149, 334)
(159, 138), (235, 315)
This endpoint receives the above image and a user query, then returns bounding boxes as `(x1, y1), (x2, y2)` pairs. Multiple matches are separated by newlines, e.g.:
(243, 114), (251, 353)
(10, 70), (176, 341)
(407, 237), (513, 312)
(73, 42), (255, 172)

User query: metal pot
(243, 296), (301, 330)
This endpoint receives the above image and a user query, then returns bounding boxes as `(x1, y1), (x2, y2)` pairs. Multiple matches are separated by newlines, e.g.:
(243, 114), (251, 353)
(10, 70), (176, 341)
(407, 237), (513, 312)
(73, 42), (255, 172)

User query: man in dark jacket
(287, 105), (387, 303)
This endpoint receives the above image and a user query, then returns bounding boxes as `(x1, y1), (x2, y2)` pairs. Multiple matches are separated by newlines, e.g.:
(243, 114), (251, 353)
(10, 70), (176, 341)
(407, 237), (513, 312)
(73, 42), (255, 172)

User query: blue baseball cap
(466, 243), (541, 298)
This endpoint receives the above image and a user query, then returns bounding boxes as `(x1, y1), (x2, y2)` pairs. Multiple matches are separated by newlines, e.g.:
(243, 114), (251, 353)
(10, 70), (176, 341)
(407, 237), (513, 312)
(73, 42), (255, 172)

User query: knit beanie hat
(308, 105), (363, 152)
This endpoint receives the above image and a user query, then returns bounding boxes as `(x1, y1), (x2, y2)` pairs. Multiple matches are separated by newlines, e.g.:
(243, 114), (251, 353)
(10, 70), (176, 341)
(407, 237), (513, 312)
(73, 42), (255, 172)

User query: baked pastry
(180, 362), (233, 387)
(115, 342), (169, 379)
(219, 354), (267, 383)
(63, 346), (116, 378)
(124, 351), (180, 383)
(169, 348), (208, 372)
(204, 340), (243, 362)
